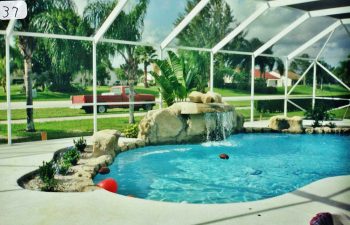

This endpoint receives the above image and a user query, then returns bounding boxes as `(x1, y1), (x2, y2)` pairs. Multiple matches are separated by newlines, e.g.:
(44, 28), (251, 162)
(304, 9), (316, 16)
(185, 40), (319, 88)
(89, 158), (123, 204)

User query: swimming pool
(94, 134), (350, 204)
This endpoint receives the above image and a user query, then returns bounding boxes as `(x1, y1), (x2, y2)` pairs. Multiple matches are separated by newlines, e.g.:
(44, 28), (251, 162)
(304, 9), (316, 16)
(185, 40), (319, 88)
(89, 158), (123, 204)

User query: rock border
(18, 137), (146, 192)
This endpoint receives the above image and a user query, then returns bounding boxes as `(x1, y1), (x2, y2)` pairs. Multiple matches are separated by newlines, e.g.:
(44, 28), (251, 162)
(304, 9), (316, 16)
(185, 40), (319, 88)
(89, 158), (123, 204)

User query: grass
(2, 84), (347, 103)
(0, 107), (149, 121)
(0, 85), (160, 102)
(276, 84), (349, 96)
(213, 84), (349, 97)
(1, 106), (349, 144)
(0, 117), (142, 144)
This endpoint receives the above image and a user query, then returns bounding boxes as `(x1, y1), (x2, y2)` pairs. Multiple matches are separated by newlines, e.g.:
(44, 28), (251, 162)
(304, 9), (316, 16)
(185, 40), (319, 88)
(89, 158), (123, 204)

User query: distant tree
(33, 8), (92, 92)
(0, 58), (5, 92)
(290, 53), (311, 85)
(334, 55), (350, 86)
(135, 46), (157, 88)
(0, 21), (8, 58)
(248, 38), (275, 79)
(275, 58), (285, 75)
(97, 59), (112, 86)
(175, 0), (247, 92)
(84, 0), (149, 124)
(15, 0), (76, 132)
(316, 60), (335, 88)
(114, 67), (127, 81)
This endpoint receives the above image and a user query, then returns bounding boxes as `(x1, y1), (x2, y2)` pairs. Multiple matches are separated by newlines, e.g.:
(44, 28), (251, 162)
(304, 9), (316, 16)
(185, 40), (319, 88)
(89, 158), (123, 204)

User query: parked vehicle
(71, 86), (155, 113)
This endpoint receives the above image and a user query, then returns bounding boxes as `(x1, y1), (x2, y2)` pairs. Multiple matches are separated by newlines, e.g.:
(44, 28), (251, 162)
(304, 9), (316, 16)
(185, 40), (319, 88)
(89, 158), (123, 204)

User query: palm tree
(248, 38), (275, 79)
(135, 46), (157, 88)
(84, 0), (149, 124)
(0, 58), (5, 93)
(15, 0), (75, 132)
(33, 8), (92, 92)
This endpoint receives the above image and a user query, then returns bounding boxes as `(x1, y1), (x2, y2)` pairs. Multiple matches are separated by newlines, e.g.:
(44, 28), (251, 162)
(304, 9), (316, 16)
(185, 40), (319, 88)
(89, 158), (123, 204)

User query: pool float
(97, 178), (118, 193)
(219, 153), (229, 160)
(309, 212), (333, 225)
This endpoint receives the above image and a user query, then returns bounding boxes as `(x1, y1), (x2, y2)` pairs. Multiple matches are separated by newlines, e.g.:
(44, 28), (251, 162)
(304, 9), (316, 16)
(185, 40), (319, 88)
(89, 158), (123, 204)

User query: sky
(73, 0), (350, 67)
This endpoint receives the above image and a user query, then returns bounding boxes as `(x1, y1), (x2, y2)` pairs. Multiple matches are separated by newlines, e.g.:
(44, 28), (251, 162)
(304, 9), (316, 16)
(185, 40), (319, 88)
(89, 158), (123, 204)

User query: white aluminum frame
(5, 20), (16, 145)
(287, 21), (342, 60)
(93, 0), (128, 43)
(160, 0), (210, 49)
(2, 0), (350, 144)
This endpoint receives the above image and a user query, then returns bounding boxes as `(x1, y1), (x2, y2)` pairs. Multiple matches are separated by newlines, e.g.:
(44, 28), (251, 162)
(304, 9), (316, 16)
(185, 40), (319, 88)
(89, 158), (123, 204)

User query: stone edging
(244, 126), (350, 134)
(18, 138), (146, 192)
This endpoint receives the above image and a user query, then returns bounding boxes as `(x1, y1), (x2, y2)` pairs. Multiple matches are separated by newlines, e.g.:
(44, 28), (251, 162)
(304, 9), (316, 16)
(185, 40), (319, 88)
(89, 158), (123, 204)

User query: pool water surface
(94, 134), (350, 203)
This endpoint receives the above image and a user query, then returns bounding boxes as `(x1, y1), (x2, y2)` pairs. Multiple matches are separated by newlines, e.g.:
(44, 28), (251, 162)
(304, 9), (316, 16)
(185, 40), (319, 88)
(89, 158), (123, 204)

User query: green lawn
(214, 84), (349, 97)
(0, 107), (148, 121)
(0, 85), (160, 102)
(276, 84), (349, 96)
(1, 84), (347, 103)
(0, 117), (142, 144)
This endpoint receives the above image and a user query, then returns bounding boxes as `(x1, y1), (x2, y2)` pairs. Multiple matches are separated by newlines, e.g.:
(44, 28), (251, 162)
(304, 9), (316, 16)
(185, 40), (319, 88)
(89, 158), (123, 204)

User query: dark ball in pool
(98, 167), (110, 175)
(219, 153), (229, 160)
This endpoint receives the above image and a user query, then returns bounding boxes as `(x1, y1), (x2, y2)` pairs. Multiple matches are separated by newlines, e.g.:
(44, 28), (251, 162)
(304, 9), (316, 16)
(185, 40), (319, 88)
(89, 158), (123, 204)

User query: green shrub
(326, 122), (336, 128)
(123, 124), (139, 138)
(73, 136), (87, 152)
(304, 104), (334, 128)
(41, 179), (58, 192)
(38, 160), (57, 191)
(62, 148), (80, 165)
(57, 159), (72, 175)
(39, 160), (55, 181)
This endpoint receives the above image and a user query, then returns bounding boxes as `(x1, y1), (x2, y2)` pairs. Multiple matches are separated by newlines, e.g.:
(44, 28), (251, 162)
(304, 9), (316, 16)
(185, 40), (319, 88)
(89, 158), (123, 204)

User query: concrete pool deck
(0, 137), (349, 225)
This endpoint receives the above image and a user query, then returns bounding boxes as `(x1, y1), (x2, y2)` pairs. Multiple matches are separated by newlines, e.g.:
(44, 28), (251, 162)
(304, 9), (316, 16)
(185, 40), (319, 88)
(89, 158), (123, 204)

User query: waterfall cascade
(204, 111), (234, 141)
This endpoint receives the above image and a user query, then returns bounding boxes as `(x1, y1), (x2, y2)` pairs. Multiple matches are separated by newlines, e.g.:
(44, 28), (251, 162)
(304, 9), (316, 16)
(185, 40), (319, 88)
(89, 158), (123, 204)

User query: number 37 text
(0, 1), (27, 20)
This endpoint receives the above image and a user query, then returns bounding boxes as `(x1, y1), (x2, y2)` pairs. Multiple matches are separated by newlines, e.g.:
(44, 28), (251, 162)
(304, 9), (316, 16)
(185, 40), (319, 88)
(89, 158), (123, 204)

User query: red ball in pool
(219, 153), (229, 160)
(97, 178), (118, 193)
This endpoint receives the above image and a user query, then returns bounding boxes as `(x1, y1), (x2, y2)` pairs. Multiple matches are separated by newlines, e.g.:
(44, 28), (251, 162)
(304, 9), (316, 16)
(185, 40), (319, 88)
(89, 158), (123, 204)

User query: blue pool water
(94, 134), (350, 203)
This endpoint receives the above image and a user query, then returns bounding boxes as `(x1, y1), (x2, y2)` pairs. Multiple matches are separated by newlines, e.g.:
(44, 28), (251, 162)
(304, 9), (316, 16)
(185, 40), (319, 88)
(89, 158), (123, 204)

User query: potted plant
(73, 136), (87, 152)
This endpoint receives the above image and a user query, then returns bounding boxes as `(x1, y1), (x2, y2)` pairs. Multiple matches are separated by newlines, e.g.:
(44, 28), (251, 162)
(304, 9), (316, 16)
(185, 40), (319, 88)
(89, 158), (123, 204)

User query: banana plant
(150, 51), (194, 106)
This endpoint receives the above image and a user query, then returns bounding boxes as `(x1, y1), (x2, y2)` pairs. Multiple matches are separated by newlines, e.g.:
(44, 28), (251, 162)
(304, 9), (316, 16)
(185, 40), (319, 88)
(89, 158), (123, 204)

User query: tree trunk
(143, 63), (148, 88)
(24, 57), (35, 132)
(129, 81), (135, 124)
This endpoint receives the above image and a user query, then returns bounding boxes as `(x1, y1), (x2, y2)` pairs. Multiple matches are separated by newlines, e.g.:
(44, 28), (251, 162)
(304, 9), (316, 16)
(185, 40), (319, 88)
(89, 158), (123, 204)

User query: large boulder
(188, 91), (222, 104)
(287, 116), (303, 133)
(188, 91), (204, 103)
(268, 116), (303, 133)
(92, 129), (120, 157)
(138, 102), (244, 144)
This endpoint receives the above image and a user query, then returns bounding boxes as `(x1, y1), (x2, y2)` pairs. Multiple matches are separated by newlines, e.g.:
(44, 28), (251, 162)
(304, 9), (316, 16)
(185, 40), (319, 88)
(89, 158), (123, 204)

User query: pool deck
(0, 136), (350, 225)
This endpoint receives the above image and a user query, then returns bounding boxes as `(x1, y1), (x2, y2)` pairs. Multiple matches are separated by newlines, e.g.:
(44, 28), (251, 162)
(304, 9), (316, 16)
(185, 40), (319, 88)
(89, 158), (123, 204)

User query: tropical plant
(151, 51), (192, 106)
(84, 0), (149, 124)
(73, 136), (87, 152)
(38, 160), (57, 191)
(135, 46), (157, 88)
